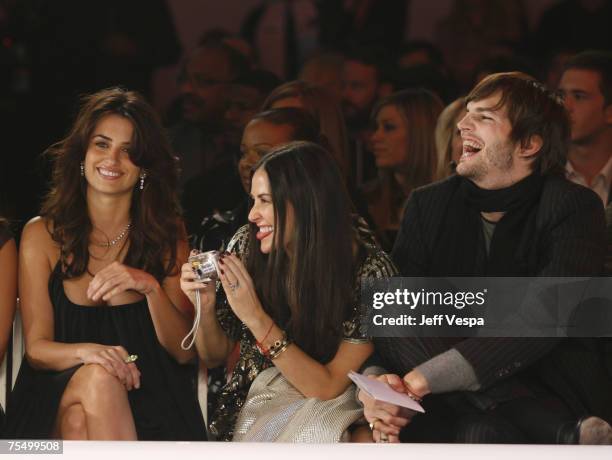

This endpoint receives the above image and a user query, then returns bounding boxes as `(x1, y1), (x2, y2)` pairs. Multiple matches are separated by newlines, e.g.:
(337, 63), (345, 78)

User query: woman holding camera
(6, 88), (205, 440)
(181, 141), (397, 441)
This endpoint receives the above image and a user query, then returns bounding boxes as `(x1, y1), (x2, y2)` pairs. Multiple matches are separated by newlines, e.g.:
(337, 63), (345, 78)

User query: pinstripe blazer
(391, 174), (606, 389)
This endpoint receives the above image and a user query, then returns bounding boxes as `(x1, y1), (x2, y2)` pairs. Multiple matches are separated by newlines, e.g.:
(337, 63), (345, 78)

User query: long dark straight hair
(246, 141), (356, 364)
(41, 87), (182, 281)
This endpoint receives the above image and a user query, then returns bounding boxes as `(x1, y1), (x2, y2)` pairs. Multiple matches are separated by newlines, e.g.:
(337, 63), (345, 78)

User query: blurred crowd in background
(0, 0), (611, 237)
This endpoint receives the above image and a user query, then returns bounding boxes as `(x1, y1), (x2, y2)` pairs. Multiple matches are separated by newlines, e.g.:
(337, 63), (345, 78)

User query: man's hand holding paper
(349, 371), (425, 412)
(349, 371), (426, 443)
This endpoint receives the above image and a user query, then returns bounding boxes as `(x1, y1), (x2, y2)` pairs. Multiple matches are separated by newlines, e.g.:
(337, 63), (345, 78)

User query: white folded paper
(348, 370), (425, 413)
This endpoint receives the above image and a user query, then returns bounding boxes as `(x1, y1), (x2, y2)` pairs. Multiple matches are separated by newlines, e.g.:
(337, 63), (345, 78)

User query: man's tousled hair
(467, 72), (570, 176)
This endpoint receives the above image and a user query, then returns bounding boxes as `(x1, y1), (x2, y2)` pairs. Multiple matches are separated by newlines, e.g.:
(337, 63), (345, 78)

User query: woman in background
(434, 97), (466, 180)
(6, 88), (205, 440)
(192, 107), (324, 253)
(367, 88), (443, 249)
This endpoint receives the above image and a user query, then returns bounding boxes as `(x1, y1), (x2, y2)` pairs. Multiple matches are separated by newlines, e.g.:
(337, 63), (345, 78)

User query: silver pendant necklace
(96, 222), (131, 248)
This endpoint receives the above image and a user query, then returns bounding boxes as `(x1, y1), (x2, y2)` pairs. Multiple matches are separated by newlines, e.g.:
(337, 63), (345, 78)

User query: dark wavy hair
(246, 141), (357, 364)
(41, 87), (182, 281)
(466, 72), (570, 176)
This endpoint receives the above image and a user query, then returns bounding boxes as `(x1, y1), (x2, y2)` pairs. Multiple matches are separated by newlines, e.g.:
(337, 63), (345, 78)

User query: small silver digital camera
(188, 250), (221, 282)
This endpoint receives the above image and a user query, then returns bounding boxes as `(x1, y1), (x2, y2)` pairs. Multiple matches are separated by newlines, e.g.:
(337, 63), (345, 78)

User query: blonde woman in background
(367, 89), (443, 250)
(434, 97), (466, 180)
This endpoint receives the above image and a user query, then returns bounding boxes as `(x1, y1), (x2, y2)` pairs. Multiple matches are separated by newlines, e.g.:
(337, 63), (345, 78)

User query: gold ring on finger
(124, 354), (138, 364)
(369, 418), (379, 431)
(379, 432), (389, 443)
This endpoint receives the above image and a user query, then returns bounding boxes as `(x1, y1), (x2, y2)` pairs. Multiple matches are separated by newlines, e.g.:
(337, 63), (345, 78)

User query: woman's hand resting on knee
(77, 343), (141, 390)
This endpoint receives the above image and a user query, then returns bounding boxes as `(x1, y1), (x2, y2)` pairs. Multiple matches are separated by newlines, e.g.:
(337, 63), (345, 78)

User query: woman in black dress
(6, 88), (206, 440)
(0, 217), (16, 369)
(0, 217), (17, 432)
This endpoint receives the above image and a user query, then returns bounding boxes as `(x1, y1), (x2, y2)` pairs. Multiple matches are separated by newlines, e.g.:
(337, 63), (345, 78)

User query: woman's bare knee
(57, 364), (136, 440)
(59, 403), (88, 440)
(77, 364), (126, 401)
(60, 364), (127, 412)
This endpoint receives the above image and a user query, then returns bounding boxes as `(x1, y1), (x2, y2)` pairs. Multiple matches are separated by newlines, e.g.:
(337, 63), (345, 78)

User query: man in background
(558, 50), (612, 205)
(341, 47), (393, 186)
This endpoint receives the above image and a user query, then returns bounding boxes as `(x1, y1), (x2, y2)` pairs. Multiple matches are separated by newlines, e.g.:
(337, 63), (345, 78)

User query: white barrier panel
(16, 440), (612, 460)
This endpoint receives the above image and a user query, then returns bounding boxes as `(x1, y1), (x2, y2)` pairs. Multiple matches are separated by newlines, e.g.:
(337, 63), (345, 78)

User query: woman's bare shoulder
(20, 217), (58, 261)
(22, 217), (53, 240)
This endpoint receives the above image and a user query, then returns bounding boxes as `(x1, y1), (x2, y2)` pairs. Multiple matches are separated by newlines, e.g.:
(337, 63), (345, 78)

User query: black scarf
(432, 173), (544, 276)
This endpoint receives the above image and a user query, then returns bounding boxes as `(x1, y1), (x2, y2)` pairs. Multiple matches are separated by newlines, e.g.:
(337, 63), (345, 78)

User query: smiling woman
(248, 168), (282, 254)
(435, 97), (466, 180)
(180, 141), (397, 441)
(5, 88), (206, 441)
(83, 115), (141, 198)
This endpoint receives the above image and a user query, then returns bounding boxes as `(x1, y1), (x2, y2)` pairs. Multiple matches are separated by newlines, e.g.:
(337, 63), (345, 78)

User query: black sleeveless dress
(5, 263), (207, 440)
(0, 222), (14, 434)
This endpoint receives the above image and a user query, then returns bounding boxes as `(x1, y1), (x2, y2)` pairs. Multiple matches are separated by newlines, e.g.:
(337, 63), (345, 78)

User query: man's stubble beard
(456, 140), (514, 184)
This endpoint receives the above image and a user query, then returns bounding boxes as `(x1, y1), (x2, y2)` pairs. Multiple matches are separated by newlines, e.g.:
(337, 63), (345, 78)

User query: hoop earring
(80, 162), (85, 177)
(139, 171), (146, 190)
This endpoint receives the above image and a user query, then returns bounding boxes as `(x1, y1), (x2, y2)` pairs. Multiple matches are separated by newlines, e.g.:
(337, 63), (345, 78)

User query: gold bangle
(269, 341), (290, 360)
(268, 331), (291, 360)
